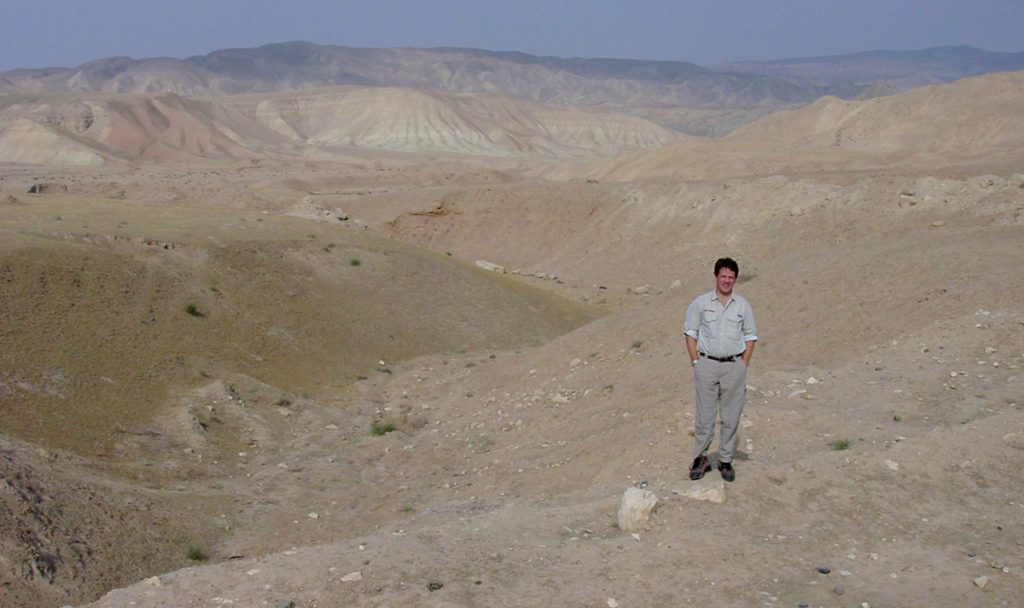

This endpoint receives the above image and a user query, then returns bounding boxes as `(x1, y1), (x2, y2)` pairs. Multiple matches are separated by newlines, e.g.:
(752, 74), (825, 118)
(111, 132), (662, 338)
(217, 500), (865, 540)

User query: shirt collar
(710, 290), (734, 307)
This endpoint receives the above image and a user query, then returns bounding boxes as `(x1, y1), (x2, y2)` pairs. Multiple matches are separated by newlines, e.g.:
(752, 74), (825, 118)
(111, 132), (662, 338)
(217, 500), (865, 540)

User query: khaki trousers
(692, 357), (747, 463)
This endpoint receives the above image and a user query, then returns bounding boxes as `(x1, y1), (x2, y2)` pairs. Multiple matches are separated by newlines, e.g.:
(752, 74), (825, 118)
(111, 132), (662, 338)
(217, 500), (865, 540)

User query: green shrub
(831, 438), (852, 451)
(186, 546), (207, 562)
(371, 421), (397, 436)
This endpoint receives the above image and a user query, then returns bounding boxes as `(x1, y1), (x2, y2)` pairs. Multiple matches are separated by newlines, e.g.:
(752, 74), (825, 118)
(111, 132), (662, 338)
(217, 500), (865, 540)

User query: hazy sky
(2, 0), (1023, 71)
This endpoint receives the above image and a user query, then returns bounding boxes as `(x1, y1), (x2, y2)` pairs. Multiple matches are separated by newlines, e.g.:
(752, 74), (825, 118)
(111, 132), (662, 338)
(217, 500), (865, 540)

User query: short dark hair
(714, 257), (739, 276)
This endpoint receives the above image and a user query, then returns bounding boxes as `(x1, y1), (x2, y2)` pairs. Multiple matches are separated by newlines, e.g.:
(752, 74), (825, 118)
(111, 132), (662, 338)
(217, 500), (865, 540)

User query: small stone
(973, 575), (989, 588)
(427, 581), (444, 591)
(806, 376), (821, 385)
(833, 584), (846, 595)
(967, 551), (977, 557)
(1003, 433), (1024, 450)
(308, 512), (319, 519)
(341, 571), (362, 582)
(817, 567), (832, 574)
(607, 599), (620, 608)
(884, 459), (899, 471)
(277, 602), (295, 608)
(145, 576), (163, 587)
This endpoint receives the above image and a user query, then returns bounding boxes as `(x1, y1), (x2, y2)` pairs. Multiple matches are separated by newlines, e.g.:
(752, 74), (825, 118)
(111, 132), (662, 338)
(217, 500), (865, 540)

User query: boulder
(617, 487), (660, 532)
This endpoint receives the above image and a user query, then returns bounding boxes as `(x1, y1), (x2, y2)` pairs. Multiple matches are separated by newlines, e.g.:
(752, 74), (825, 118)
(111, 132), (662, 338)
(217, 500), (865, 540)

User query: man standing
(684, 257), (757, 482)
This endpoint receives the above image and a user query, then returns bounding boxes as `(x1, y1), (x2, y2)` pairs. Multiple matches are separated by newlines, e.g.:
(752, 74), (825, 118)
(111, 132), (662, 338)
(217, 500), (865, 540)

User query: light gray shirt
(684, 290), (758, 358)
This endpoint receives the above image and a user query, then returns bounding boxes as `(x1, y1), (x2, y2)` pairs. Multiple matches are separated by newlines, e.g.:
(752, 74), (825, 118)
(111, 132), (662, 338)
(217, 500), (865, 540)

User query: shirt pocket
(700, 309), (719, 339)
(726, 312), (744, 340)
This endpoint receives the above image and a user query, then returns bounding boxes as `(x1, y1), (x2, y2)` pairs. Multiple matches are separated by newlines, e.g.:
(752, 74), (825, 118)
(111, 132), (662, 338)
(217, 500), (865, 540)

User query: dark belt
(699, 352), (743, 362)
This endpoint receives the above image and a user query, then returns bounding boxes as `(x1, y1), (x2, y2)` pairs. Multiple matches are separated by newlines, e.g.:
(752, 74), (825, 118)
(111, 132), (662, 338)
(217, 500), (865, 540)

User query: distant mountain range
(1, 44), (1021, 136)
(715, 45), (1024, 89)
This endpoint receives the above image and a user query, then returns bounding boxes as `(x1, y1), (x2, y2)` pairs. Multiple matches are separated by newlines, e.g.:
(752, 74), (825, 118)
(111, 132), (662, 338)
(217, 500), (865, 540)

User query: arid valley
(2, 44), (1024, 608)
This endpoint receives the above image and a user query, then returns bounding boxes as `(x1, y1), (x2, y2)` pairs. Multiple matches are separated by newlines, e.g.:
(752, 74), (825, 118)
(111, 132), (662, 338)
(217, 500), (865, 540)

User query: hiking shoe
(689, 455), (711, 480)
(718, 461), (735, 482)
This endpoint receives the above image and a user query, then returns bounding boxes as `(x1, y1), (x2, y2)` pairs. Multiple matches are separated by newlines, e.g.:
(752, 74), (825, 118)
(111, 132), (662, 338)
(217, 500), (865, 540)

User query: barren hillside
(0, 43), (877, 135)
(0, 57), (1022, 608)
(564, 70), (1024, 182)
(0, 87), (679, 167)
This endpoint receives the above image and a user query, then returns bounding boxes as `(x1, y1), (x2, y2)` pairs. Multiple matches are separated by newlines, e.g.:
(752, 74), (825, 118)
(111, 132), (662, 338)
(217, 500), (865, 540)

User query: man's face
(715, 268), (737, 296)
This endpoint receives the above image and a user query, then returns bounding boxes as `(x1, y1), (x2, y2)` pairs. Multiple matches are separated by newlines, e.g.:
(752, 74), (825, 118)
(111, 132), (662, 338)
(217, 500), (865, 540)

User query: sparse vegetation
(186, 546), (207, 562)
(185, 304), (204, 317)
(350, 257), (361, 266)
(831, 438), (852, 451)
(371, 420), (397, 436)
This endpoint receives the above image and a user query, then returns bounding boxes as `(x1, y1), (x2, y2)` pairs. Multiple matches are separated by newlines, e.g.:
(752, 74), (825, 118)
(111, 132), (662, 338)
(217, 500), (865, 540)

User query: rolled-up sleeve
(684, 298), (700, 340)
(742, 300), (758, 343)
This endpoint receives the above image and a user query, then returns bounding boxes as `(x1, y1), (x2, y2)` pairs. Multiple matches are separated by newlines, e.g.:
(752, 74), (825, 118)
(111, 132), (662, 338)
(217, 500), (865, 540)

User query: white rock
(607, 599), (620, 608)
(475, 260), (506, 274)
(308, 512), (319, 519)
(341, 571), (363, 582)
(669, 279), (682, 289)
(884, 460), (899, 471)
(674, 481), (726, 504)
(617, 487), (660, 532)
(806, 376), (821, 385)
(973, 575), (989, 588)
